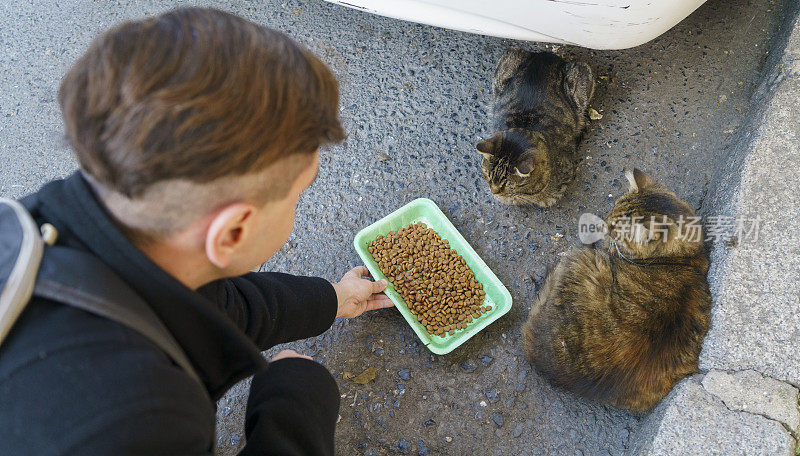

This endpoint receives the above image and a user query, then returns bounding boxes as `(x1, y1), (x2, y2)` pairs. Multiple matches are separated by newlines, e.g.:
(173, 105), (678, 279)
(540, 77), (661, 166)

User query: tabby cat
(522, 169), (712, 412)
(478, 48), (595, 207)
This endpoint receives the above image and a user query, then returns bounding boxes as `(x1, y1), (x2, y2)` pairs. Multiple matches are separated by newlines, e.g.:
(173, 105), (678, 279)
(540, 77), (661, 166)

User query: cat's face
(605, 169), (702, 260)
(477, 129), (551, 205)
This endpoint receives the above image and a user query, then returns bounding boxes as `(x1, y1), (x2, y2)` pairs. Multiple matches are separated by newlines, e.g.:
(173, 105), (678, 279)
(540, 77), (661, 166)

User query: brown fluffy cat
(478, 48), (594, 207)
(522, 169), (711, 412)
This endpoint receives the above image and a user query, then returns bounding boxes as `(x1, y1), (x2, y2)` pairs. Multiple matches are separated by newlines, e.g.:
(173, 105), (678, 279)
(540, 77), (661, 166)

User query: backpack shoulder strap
(0, 198), (44, 345)
(33, 246), (204, 387)
(0, 198), (204, 389)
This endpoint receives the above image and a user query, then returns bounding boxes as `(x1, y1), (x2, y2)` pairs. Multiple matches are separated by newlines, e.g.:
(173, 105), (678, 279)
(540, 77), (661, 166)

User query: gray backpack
(0, 198), (201, 385)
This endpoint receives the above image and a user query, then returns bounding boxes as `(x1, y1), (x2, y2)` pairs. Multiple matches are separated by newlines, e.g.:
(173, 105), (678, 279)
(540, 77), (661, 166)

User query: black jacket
(0, 173), (340, 455)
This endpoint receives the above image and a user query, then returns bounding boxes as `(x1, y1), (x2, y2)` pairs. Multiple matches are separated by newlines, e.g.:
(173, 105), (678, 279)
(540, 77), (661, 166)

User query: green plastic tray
(353, 198), (512, 355)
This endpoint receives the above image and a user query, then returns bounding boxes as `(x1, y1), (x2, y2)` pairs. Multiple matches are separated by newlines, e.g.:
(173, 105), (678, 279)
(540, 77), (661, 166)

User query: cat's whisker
(613, 240), (640, 265)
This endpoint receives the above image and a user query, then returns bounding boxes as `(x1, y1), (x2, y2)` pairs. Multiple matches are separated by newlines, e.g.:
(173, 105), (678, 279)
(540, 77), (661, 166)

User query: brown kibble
(368, 222), (484, 336)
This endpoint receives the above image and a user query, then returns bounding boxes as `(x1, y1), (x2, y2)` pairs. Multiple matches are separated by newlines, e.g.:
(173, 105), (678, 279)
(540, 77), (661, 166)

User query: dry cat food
(368, 222), (491, 337)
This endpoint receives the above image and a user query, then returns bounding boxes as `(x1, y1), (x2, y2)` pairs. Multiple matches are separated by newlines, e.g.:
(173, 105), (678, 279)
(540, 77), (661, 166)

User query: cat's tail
(521, 305), (539, 364)
(521, 264), (559, 363)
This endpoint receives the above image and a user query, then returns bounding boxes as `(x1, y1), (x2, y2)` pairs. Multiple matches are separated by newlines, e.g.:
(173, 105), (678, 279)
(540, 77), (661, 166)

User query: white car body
(323, 0), (707, 50)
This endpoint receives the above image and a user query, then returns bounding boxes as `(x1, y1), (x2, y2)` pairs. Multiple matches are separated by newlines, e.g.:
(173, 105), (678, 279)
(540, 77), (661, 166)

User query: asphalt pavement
(0, 0), (793, 454)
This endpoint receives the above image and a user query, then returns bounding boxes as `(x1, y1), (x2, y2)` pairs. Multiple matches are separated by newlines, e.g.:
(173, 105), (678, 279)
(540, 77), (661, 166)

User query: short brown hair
(59, 7), (344, 199)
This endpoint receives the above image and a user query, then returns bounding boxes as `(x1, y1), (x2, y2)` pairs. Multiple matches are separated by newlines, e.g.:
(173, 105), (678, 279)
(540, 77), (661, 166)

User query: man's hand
(332, 266), (394, 318)
(271, 349), (313, 362)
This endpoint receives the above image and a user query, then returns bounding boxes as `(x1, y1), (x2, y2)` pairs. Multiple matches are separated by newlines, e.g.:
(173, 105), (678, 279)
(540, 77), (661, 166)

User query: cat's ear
(494, 47), (529, 96)
(625, 168), (656, 192)
(476, 133), (502, 157)
(514, 161), (532, 178)
(563, 62), (595, 112)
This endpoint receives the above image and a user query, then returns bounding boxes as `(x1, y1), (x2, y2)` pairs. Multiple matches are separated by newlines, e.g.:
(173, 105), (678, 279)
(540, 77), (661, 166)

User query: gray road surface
(0, 0), (792, 454)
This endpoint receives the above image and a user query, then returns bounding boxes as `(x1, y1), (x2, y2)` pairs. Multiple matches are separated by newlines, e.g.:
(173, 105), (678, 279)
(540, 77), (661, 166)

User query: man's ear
(625, 168), (656, 192)
(205, 202), (257, 269)
(477, 133), (502, 158)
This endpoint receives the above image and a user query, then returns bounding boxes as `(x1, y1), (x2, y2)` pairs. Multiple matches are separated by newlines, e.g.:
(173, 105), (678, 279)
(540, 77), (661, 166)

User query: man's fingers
(271, 349), (313, 362)
(347, 265), (370, 279)
(367, 293), (392, 303)
(371, 278), (388, 293)
(365, 295), (395, 311)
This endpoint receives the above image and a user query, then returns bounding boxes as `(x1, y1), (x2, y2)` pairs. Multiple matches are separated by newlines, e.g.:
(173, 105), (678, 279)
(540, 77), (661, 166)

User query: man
(0, 7), (391, 455)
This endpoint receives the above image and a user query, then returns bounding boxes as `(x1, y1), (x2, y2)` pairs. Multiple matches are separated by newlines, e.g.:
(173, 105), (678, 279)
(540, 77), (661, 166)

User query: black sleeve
(197, 272), (338, 350)
(0, 301), (217, 456)
(239, 358), (340, 456)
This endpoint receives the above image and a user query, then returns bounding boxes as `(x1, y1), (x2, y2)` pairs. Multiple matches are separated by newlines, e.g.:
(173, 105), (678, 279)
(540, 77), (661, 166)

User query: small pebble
(398, 369), (411, 380)
(423, 418), (436, 426)
(485, 389), (499, 402)
(491, 412), (504, 428)
(460, 360), (478, 372)
(444, 436), (452, 443)
(515, 383), (525, 393)
(513, 424), (523, 438)
(397, 439), (411, 454)
(479, 355), (493, 365)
